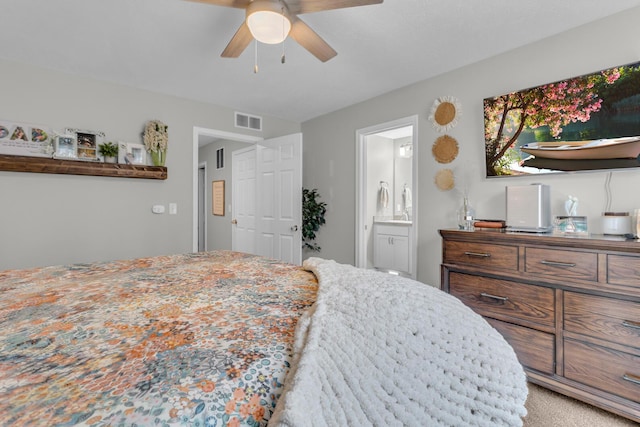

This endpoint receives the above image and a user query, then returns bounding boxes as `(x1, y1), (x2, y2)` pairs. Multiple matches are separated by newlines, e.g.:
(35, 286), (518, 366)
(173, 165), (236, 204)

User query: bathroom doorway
(355, 115), (418, 279)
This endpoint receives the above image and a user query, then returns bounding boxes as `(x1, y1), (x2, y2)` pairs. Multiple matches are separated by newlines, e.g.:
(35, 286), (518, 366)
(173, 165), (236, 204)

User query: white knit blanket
(270, 258), (528, 427)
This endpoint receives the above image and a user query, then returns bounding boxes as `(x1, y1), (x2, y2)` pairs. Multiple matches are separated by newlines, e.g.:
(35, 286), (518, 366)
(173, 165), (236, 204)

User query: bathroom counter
(374, 219), (412, 225)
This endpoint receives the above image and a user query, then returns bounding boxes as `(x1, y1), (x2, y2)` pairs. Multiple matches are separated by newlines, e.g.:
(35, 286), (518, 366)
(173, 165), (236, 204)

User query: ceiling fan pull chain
(281, 6), (286, 64)
(254, 40), (259, 74)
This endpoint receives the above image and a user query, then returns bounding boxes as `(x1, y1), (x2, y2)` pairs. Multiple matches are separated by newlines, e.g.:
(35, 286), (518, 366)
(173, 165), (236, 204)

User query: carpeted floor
(523, 383), (638, 426)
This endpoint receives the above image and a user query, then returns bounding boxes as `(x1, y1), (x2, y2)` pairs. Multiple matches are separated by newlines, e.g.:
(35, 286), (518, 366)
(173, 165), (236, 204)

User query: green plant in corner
(98, 142), (119, 158)
(302, 188), (327, 252)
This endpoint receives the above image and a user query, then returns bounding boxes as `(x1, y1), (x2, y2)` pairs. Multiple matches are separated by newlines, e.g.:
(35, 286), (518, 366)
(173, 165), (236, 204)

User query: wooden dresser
(439, 229), (640, 422)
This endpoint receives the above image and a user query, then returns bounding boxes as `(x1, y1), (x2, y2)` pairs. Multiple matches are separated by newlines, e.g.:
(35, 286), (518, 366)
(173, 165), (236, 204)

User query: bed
(0, 250), (528, 426)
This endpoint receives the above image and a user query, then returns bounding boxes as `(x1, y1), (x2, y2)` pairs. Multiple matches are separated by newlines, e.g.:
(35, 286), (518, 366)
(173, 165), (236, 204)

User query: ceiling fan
(188, 0), (383, 62)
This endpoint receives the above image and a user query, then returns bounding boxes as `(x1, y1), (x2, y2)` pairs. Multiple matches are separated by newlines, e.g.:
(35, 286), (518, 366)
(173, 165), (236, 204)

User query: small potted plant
(99, 142), (119, 163)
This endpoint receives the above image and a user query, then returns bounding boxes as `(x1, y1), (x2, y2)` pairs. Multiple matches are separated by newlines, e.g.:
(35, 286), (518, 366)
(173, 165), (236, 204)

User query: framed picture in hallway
(212, 180), (225, 216)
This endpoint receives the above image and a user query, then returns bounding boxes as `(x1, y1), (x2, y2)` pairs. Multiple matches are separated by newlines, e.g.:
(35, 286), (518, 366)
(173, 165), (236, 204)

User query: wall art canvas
(0, 120), (52, 157)
(484, 61), (640, 177)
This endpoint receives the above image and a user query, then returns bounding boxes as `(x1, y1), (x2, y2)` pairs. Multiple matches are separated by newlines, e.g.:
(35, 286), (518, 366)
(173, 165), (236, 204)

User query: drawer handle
(464, 251), (491, 258)
(480, 292), (509, 303)
(622, 373), (640, 386)
(622, 320), (640, 331)
(540, 260), (576, 268)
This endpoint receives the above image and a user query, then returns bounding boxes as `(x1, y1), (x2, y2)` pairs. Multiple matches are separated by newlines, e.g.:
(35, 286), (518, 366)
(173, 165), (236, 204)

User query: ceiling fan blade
(289, 17), (337, 62)
(183, 0), (251, 8)
(221, 21), (254, 58)
(287, 0), (382, 14)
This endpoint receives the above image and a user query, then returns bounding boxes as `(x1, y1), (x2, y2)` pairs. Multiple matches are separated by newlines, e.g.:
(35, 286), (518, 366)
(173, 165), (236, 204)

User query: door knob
(231, 219), (238, 225)
(291, 225), (298, 231)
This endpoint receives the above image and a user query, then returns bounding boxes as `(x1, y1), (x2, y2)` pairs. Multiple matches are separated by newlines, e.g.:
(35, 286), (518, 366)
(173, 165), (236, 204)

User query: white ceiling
(3, 0), (640, 123)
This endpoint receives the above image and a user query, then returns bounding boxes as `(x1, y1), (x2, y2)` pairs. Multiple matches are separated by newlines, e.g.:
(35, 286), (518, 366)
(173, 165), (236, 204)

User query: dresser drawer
(564, 292), (640, 349)
(486, 318), (555, 374)
(565, 338), (640, 403)
(608, 255), (640, 289)
(525, 247), (597, 281)
(449, 272), (555, 328)
(444, 241), (518, 271)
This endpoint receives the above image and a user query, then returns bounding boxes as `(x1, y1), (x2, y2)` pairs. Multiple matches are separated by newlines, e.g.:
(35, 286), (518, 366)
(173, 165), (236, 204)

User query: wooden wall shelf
(0, 155), (167, 180)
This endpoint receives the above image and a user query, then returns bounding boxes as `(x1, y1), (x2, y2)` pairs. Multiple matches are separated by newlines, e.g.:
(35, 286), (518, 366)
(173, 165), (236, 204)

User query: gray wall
(0, 59), (300, 270)
(301, 7), (640, 287)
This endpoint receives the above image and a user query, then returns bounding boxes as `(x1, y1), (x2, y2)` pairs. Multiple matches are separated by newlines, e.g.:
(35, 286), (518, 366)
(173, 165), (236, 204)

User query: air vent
(216, 148), (224, 169)
(235, 112), (262, 131)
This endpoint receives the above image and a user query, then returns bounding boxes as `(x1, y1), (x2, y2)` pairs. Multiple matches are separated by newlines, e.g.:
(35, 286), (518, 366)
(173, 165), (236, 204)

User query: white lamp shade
(247, 10), (291, 44)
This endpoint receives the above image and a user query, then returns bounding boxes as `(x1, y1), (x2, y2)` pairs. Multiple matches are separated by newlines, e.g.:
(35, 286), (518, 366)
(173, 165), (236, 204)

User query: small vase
(150, 150), (166, 166)
(457, 197), (476, 230)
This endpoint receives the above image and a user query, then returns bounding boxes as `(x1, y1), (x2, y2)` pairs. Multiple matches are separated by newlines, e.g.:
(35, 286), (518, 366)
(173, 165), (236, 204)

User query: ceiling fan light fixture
(247, 1), (291, 44)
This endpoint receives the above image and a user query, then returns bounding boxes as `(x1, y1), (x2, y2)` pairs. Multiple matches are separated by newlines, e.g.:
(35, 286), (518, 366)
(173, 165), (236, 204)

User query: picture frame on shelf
(53, 134), (78, 159)
(65, 128), (104, 161)
(0, 120), (52, 157)
(119, 142), (147, 165)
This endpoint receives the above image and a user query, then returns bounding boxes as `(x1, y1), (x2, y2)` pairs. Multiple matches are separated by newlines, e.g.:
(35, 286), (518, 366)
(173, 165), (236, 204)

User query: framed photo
(118, 142), (147, 165)
(0, 120), (52, 157)
(53, 134), (78, 159)
(212, 180), (225, 216)
(65, 128), (104, 162)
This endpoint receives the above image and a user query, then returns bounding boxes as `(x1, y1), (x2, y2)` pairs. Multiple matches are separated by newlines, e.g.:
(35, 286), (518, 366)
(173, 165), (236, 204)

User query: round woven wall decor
(432, 135), (459, 164)
(428, 96), (462, 132)
(435, 169), (455, 191)
(434, 103), (456, 125)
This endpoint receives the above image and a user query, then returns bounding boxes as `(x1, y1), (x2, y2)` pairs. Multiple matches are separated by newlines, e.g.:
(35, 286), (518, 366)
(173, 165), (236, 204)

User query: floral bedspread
(0, 251), (317, 426)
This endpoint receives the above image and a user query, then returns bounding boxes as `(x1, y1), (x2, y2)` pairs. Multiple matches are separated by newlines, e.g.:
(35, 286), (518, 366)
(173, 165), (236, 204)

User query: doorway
(193, 128), (303, 265)
(355, 115), (419, 279)
(192, 127), (262, 252)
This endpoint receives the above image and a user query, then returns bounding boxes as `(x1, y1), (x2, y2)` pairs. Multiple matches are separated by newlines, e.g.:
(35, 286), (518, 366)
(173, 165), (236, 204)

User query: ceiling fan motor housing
(246, 0), (291, 44)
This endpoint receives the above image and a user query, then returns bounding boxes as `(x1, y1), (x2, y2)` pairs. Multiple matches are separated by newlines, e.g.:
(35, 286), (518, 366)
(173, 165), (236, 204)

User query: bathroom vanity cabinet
(373, 222), (412, 275)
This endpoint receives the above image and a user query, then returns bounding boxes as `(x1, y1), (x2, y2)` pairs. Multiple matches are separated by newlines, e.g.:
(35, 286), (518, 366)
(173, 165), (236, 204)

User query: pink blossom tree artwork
(483, 62), (640, 176)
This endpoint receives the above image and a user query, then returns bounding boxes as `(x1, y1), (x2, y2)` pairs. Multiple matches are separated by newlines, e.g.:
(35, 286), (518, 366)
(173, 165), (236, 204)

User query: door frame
(198, 161), (207, 252)
(192, 127), (262, 252)
(355, 115), (419, 278)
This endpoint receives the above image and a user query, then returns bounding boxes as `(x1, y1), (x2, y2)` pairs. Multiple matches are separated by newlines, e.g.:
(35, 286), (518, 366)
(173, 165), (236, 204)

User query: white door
(232, 147), (257, 255)
(231, 133), (302, 265)
(256, 133), (302, 265)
